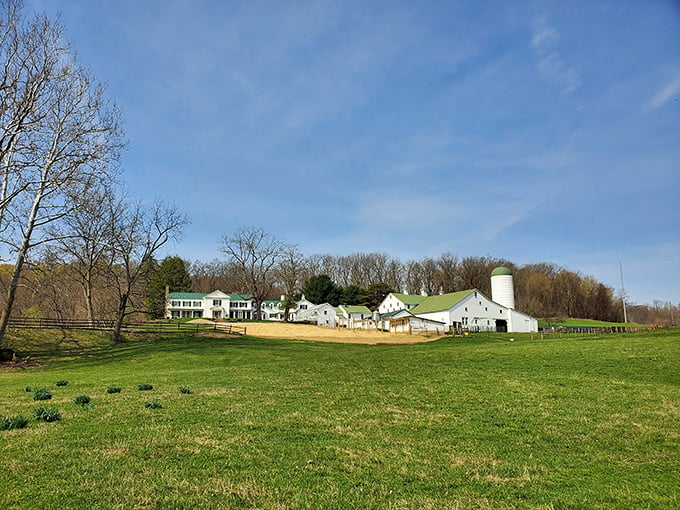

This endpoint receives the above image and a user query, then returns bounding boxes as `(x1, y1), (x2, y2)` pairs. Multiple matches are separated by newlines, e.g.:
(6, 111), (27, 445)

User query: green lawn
(1, 329), (678, 509)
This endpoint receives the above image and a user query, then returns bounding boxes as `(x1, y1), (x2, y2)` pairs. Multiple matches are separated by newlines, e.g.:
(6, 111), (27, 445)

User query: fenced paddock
(6, 317), (246, 336)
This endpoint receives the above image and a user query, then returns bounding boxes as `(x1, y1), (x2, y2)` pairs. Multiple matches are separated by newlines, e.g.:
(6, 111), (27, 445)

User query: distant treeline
(1, 252), (675, 326)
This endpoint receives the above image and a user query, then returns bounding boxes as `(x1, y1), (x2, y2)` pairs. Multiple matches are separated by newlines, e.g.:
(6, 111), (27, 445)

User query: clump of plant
(178, 386), (192, 394)
(144, 401), (163, 409)
(34, 407), (61, 422)
(73, 395), (91, 406)
(55, 380), (69, 387)
(0, 415), (29, 430)
(137, 384), (153, 391)
(24, 386), (32, 392)
(32, 388), (52, 401)
(105, 386), (122, 394)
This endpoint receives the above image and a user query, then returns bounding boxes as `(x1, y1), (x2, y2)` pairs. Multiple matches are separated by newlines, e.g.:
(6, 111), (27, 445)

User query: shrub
(32, 388), (52, 401)
(144, 401), (163, 409)
(0, 415), (29, 430)
(105, 387), (122, 394)
(55, 380), (69, 387)
(24, 386), (32, 392)
(73, 395), (91, 406)
(137, 384), (153, 391)
(34, 407), (61, 422)
(178, 386), (192, 394)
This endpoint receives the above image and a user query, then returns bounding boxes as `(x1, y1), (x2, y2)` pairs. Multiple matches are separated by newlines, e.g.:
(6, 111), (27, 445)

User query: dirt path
(192, 320), (444, 345)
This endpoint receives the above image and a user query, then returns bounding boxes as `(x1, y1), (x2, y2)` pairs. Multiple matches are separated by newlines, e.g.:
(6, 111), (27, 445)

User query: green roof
(340, 305), (372, 314)
(491, 266), (512, 276)
(167, 292), (254, 301)
(410, 290), (474, 314)
(228, 293), (253, 301)
(167, 292), (206, 299)
(391, 293), (428, 306)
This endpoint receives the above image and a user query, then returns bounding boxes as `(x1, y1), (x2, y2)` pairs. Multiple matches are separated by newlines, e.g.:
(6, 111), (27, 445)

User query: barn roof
(410, 290), (474, 314)
(391, 293), (428, 306)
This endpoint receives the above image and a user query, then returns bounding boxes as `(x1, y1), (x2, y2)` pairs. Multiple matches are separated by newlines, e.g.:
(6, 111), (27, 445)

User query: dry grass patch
(201, 321), (445, 344)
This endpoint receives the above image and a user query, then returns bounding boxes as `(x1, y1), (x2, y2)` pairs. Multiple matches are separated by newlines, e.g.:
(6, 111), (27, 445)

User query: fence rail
(6, 317), (246, 336)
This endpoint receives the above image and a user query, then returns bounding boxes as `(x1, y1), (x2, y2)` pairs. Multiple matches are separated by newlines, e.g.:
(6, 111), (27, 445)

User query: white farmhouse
(294, 303), (338, 327)
(337, 305), (372, 328)
(166, 291), (255, 320)
(378, 293), (427, 314)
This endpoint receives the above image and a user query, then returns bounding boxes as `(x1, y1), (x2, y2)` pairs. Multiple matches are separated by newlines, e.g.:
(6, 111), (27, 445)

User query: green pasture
(538, 318), (643, 328)
(0, 329), (678, 509)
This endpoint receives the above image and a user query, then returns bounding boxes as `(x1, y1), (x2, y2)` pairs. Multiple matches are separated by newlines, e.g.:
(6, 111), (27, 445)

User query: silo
(491, 266), (515, 310)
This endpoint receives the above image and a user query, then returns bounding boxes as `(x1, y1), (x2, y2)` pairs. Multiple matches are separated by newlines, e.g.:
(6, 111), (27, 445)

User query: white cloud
(645, 73), (680, 110)
(531, 18), (581, 94)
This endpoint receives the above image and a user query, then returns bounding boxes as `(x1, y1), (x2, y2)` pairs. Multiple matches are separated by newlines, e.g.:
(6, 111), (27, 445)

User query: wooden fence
(6, 317), (246, 336)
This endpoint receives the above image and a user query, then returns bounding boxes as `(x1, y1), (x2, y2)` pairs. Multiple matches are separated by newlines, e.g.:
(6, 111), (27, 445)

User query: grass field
(0, 328), (678, 509)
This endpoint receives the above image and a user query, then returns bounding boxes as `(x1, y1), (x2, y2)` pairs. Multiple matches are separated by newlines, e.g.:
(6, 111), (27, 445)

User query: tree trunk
(83, 266), (95, 326)
(112, 292), (128, 343)
(0, 186), (43, 345)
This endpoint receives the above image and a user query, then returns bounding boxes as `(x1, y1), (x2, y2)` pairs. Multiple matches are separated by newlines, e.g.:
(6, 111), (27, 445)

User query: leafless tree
(45, 185), (119, 325)
(0, 3), (124, 344)
(274, 243), (304, 321)
(436, 252), (460, 293)
(219, 227), (287, 320)
(107, 198), (188, 342)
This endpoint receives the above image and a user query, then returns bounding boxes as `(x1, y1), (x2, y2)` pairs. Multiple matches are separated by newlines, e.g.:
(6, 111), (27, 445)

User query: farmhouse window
(182, 301), (191, 307)
(213, 299), (222, 306)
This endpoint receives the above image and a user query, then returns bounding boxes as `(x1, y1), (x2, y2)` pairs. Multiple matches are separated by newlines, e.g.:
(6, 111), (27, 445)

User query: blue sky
(28, 0), (680, 305)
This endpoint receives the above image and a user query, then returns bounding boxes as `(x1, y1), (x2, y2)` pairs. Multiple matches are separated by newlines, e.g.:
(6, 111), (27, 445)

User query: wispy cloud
(531, 18), (581, 94)
(645, 73), (680, 110)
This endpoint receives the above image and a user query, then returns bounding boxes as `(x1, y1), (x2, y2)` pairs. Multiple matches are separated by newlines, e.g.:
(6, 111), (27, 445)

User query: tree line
(3, 224), (677, 336)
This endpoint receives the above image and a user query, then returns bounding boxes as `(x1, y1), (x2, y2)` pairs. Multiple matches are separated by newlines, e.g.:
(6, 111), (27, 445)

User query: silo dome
(491, 266), (515, 309)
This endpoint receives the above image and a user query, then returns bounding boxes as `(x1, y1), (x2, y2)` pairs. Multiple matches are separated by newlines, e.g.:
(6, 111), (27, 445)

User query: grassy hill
(538, 318), (644, 328)
(1, 329), (678, 509)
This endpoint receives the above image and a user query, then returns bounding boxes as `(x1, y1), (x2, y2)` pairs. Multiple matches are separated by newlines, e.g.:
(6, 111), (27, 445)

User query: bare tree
(46, 185), (119, 325)
(274, 243), (304, 321)
(107, 199), (188, 342)
(436, 252), (460, 293)
(219, 227), (286, 320)
(0, 4), (124, 344)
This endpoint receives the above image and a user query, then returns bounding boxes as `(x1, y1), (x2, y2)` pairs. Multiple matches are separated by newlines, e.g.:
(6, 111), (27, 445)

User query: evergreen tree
(147, 256), (192, 319)
(359, 282), (395, 310)
(301, 274), (343, 306)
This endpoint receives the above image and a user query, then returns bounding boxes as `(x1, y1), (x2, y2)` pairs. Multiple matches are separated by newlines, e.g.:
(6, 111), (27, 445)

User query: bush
(178, 386), (192, 394)
(137, 384), (153, 391)
(24, 386), (32, 392)
(73, 395), (91, 406)
(105, 386), (122, 394)
(0, 415), (29, 430)
(34, 407), (61, 422)
(55, 380), (69, 387)
(144, 401), (163, 409)
(32, 388), (52, 401)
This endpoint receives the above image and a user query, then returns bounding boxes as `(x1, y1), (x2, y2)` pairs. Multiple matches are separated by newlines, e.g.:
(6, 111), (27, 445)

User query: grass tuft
(55, 380), (69, 387)
(105, 386), (122, 394)
(72, 395), (91, 406)
(32, 388), (52, 401)
(144, 401), (163, 409)
(33, 407), (61, 423)
(178, 386), (192, 394)
(0, 415), (29, 430)
(137, 384), (153, 391)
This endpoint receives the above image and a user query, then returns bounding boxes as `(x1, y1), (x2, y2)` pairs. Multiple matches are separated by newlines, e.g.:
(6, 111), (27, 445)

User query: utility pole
(619, 261), (628, 323)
